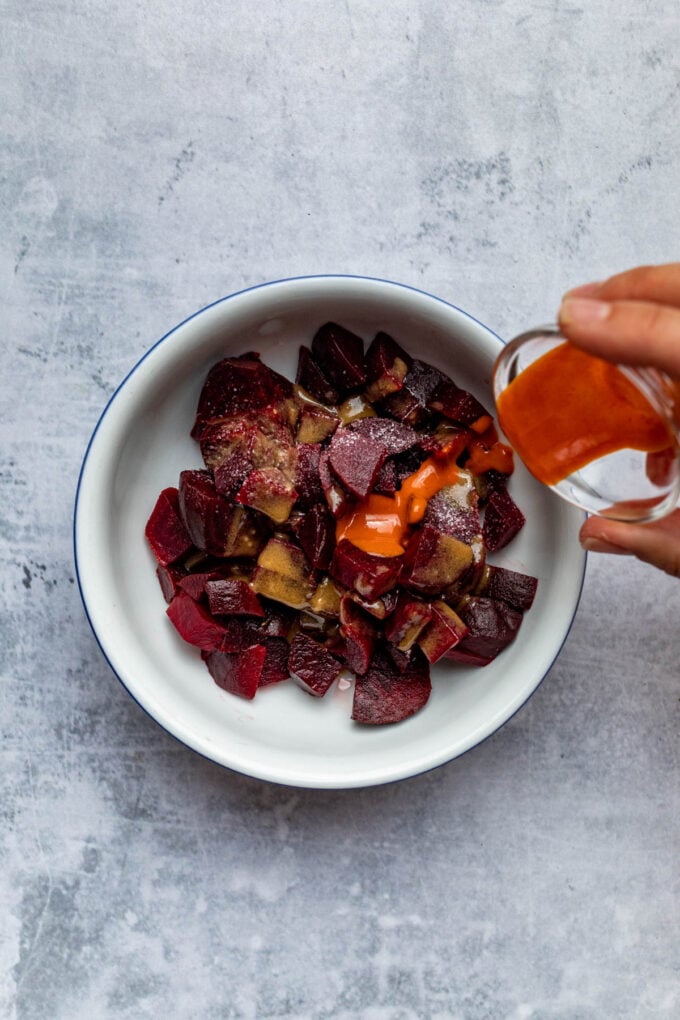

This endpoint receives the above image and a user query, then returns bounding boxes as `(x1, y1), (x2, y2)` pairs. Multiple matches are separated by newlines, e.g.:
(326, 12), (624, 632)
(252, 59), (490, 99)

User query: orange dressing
(496, 342), (673, 486)
(336, 452), (463, 557)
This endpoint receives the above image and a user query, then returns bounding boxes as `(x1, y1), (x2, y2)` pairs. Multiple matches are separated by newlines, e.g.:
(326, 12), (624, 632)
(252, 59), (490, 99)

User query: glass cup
(493, 324), (680, 522)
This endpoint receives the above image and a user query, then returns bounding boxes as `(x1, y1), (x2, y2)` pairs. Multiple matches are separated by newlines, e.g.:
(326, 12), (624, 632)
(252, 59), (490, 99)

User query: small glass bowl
(493, 325), (680, 522)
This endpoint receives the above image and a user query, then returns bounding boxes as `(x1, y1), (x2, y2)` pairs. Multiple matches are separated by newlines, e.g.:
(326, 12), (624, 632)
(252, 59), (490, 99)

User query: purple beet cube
(380, 359), (448, 426)
(213, 450), (253, 499)
(330, 539), (402, 600)
(339, 597), (377, 675)
(373, 458), (398, 495)
(166, 590), (228, 651)
(145, 487), (194, 566)
(191, 354), (295, 440)
(203, 645), (267, 699)
(418, 600), (468, 664)
(347, 417), (419, 456)
(421, 473), (481, 544)
(294, 442), (325, 509)
(455, 596), (523, 660)
(205, 579), (265, 617)
(479, 566), (538, 612)
(296, 345), (341, 404)
(256, 637), (291, 686)
(400, 525), (474, 596)
(178, 469), (265, 559)
(178, 569), (228, 602)
(364, 331), (413, 401)
(311, 322), (367, 396)
(156, 563), (186, 603)
(384, 592), (433, 650)
(351, 649), (431, 725)
(328, 427), (388, 499)
(290, 502), (335, 570)
(288, 632), (343, 697)
(318, 450), (351, 518)
(427, 379), (489, 426)
(482, 488), (526, 551)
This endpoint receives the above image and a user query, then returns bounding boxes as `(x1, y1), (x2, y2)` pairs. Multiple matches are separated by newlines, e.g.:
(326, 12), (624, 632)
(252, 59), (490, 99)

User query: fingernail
(564, 281), (603, 298)
(581, 537), (631, 555)
(560, 297), (611, 324)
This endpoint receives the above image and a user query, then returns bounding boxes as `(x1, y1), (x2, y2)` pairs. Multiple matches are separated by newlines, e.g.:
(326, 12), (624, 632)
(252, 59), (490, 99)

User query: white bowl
(74, 276), (585, 789)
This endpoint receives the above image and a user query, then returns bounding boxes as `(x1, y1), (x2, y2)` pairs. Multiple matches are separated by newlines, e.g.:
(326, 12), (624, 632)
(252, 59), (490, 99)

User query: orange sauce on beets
(496, 342), (673, 487)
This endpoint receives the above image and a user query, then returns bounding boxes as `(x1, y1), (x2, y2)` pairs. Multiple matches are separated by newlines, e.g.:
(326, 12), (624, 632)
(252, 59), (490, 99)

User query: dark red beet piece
(330, 539), (402, 600)
(373, 458), (398, 495)
(400, 525), (473, 596)
(296, 345), (341, 404)
(422, 474), (481, 545)
(191, 354), (295, 439)
(445, 646), (494, 667)
(347, 417), (419, 456)
(205, 579), (265, 617)
(380, 359), (448, 426)
(427, 379), (489, 425)
(480, 566), (538, 612)
(455, 596), (523, 660)
(482, 488), (526, 551)
(311, 322), (367, 396)
(145, 487), (193, 566)
(178, 469), (264, 558)
(156, 563), (186, 603)
(166, 590), (227, 651)
(364, 331), (413, 401)
(339, 597), (377, 675)
(178, 569), (227, 601)
(352, 649), (431, 725)
(290, 503), (335, 570)
(418, 601), (468, 664)
(318, 450), (351, 518)
(203, 645), (266, 699)
(294, 443), (325, 509)
(288, 632), (343, 697)
(257, 637), (291, 686)
(384, 592), (433, 650)
(328, 427), (388, 499)
(213, 450), (253, 499)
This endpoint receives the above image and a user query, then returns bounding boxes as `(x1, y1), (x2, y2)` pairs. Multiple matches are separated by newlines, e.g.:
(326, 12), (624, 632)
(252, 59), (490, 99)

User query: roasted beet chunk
(453, 596), (523, 661)
(339, 597), (377, 675)
(427, 379), (489, 425)
(418, 600), (468, 664)
(380, 359), (448, 426)
(364, 331), (412, 401)
(294, 443), (325, 509)
(478, 565), (538, 611)
(482, 487), (526, 551)
(145, 487), (193, 566)
(330, 539), (402, 601)
(296, 345), (341, 404)
(235, 467), (298, 524)
(352, 649), (431, 725)
(166, 590), (227, 651)
(400, 525), (474, 596)
(422, 471), (481, 544)
(191, 354), (295, 439)
(156, 563), (186, 603)
(178, 469), (265, 558)
(318, 449), (351, 518)
(213, 450), (253, 499)
(348, 417), (419, 456)
(384, 592), (433, 651)
(311, 322), (367, 396)
(288, 632), (343, 697)
(290, 502), (335, 570)
(203, 645), (267, 699)
(205, 579), (264, 618)
(328, 427), (388, 499)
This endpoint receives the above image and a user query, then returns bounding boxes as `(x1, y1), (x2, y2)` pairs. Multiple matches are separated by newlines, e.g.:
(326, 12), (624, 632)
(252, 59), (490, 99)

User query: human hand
(558, 263), (680, 578)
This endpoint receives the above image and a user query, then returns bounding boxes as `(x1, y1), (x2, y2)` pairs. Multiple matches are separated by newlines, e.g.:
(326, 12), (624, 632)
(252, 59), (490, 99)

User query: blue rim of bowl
(73, 273), (587, 789)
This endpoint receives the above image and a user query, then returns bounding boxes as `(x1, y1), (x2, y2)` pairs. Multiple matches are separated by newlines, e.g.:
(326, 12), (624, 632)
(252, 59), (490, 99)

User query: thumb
(580, 510), (680, 578)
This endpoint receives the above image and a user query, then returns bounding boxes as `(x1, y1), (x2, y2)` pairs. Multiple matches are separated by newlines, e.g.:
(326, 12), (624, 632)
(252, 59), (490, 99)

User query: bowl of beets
(75, 276), (585, 788)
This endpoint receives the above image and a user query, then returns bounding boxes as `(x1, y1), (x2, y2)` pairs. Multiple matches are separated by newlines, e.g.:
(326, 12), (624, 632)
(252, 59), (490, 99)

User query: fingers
(558, 296), (680, 378)
(580, 510), (680, 578)
(565, 263), (680, 308)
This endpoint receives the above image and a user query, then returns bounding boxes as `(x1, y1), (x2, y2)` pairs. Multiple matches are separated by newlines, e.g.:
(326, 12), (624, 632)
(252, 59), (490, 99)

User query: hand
(558, 263), (680, 578)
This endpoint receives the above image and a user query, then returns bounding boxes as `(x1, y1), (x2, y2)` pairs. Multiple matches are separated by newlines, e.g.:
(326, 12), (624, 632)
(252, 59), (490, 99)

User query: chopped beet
(290, 502), (335, 570)
(178, 469), (265, 558)
(203, 645), (266, 699)
(318, 449), (351, 518)
(455, 596), (523, 659)
(145, 487), (193, 566)
(427, 379), (489, 425)
(294, 442), (325, 509)
(339, 597), (377, 675)
(191, 354), (295, 440)
(373, 458), (398, 495)
(178, 569), (227, 601)
(258, 601), (296, 638)
(296, 345), (341, 404)
(235, 467), (298, 524)
(295, 402), (340, 444)
(257, 637), (291, 686)
(352, 649), (431, 725)
(347, 417), (419, 456)
(400, 525), (474, 596)
(156, 563), (186, 603)
(418, 600), (468, 664)
(380, 359), (448, 426)
(311, 322), (367, 396)
(422, 474), (481, 544)
(166, 590), (227, 651)
(205, 579), (264, 617)
(364, 331), (412, 401)
(482, 488), (526, 551)
(479, 566), (538, 612)
(328, 427), (388, 499)
(288, 632), (343, 697)
(330, 539), (402, 600)
(445, 646), (495, 667)
(349, 588), (399, 620)
(384, 592), (433, 650)
(213, 449), (253, 499)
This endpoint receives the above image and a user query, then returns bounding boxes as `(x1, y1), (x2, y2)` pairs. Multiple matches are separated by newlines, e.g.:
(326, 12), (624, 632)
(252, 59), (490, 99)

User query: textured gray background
(2, 2), (679, 1017)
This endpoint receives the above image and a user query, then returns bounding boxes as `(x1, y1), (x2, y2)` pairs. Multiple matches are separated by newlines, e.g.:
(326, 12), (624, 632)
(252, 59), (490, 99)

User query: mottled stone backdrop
(2, 2), (679, 1017)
